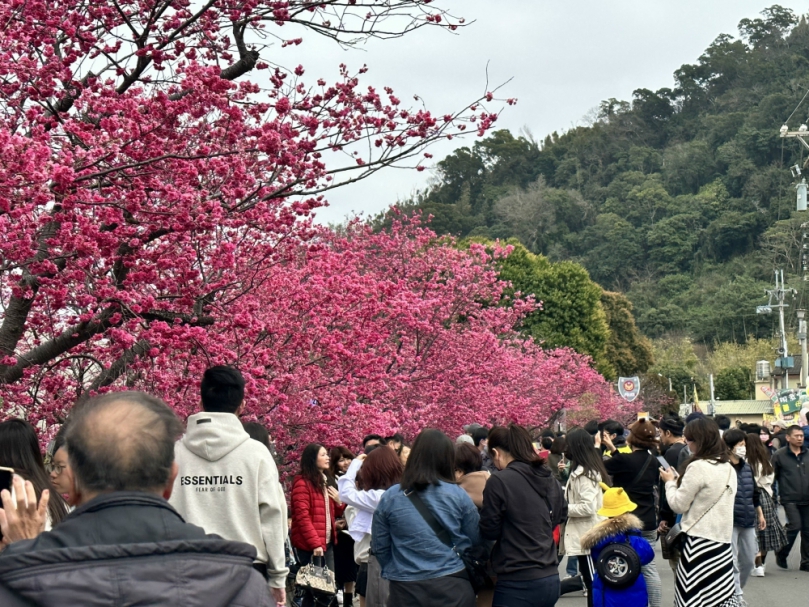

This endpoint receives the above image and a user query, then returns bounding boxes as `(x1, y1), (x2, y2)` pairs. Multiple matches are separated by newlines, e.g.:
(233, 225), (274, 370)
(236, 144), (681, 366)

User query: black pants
(777, 502), (809, 568)
(577, 555), (594, 607)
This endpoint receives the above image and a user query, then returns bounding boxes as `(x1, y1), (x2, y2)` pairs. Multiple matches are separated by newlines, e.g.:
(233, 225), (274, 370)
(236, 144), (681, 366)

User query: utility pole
(757, 270), (797, 388)
(798, 309), (808, 388)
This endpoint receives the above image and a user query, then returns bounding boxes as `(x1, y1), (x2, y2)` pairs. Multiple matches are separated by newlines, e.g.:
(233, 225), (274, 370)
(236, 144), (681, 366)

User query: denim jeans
(492, 575), (560, 607)
(565, 556), (578, 577)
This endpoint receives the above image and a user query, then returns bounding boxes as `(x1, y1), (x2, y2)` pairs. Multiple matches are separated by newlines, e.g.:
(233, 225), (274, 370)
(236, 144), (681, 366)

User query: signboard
(763, 412), (796, 425)
(637, 412), (650, 421)
(618, 377), (640, 403)
(775, 389), (805, 417)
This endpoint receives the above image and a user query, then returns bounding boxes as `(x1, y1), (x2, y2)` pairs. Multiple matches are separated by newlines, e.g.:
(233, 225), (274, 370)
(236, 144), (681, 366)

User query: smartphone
(656, 456), (670, 470)
(0, 467), (14, 508)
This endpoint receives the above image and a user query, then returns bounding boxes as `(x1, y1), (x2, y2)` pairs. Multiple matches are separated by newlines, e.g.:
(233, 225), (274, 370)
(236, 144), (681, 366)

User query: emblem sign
(618, 377), (640, 402)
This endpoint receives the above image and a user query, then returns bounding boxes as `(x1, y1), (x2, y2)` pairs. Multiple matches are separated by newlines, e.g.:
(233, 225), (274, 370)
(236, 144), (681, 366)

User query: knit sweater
(664, 459), (737, 543)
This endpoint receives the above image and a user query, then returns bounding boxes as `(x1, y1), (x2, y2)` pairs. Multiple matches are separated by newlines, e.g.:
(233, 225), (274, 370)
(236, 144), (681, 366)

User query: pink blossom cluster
(0, 0), (626, 455)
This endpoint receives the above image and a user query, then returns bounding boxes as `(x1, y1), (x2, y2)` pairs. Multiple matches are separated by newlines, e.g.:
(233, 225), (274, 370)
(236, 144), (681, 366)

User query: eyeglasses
(47, 463), (68, 476)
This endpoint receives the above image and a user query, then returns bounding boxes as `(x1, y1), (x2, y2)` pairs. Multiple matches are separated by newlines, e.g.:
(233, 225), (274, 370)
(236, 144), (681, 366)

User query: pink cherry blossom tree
(119, 217), (627, 456)
(0, 1), (507, 419)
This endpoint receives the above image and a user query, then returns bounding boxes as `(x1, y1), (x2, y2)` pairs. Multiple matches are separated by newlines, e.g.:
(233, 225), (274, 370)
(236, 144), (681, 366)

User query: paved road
(558, 532), (805, 606)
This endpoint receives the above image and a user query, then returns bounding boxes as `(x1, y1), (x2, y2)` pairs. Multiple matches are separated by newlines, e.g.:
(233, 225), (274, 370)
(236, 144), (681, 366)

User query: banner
(618, 377), (640, 402)
(775, 389), (806, 417)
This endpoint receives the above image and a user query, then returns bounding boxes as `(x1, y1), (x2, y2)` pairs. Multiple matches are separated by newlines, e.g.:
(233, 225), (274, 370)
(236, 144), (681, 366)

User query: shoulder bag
(406, 490), (490, 594)
(664, 466), (733, 550)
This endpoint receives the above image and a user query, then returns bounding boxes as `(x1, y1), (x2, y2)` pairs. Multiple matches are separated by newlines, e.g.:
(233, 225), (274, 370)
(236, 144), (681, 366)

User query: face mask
(734, 445), (747, 459)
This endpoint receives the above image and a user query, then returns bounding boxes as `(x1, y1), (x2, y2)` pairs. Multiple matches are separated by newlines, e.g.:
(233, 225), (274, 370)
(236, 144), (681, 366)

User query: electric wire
(786, 85), (809, 124)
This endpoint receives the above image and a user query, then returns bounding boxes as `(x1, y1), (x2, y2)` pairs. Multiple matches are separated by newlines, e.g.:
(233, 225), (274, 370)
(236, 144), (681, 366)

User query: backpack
(594, 536), (642, 589)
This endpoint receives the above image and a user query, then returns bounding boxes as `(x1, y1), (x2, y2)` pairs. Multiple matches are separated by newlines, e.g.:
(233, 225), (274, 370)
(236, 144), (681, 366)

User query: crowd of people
(0, 365), (807, 607)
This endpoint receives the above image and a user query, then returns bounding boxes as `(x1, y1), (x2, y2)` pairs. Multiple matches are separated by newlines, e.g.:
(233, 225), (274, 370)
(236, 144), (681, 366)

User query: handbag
(295, 555), (337, 599)
(406, 490), (491, 594)
(664, 467), (733, 549)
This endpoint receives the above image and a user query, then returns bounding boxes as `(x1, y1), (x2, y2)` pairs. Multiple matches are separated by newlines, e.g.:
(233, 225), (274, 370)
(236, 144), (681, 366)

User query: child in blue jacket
(580, 485), (654, 607)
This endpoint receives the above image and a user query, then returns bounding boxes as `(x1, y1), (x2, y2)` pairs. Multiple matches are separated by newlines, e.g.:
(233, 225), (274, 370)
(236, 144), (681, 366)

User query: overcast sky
(278, 1), (809, 225)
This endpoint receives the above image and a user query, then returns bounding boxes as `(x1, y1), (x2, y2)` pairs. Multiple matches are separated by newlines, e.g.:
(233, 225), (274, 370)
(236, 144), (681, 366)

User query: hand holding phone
(0, 474), (49, 545)
(656, 455), (671, 471)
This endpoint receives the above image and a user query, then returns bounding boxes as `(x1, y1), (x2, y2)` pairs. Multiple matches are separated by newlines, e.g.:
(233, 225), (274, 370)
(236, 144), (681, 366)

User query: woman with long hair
(480, 425), (566, 607)
(0, 419), (68, 528)
(330, 446), (357, 606)
(372, 429), (481, 607)
(338, 445), (403, 607)
(745, 428), (787, 577)
(603, 419), (662, 607)
(562, 428), (610, 607)
(291, 443), (346, 607)
(745, 432), (787, 577)
(757, 427), (774, 455)
(330, 447), (354, 480)
(660, 417), (738, 607)
(45, 425), (77, 508)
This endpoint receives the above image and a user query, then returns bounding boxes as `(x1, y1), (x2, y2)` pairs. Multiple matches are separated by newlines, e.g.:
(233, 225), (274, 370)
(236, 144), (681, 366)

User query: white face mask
(734, 445), (747, 459)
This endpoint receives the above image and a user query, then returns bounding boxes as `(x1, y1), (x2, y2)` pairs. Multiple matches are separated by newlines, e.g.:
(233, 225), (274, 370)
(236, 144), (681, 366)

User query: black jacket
(605, 450), (659, 532)
(479, 461), (567, 581)
(773, 445), (809, 504)
(0, 492), (273, 607)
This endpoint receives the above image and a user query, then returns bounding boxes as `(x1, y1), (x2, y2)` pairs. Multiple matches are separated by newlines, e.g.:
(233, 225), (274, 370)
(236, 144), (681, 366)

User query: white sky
(274, 1), (809, 225)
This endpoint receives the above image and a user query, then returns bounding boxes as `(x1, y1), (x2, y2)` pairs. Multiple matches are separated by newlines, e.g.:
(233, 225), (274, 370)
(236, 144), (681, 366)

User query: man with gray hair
(0, 391), (276, 607)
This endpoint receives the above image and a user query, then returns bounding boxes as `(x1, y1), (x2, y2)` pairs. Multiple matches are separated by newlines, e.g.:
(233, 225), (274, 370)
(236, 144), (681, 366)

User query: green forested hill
(380, 6), (809, 348)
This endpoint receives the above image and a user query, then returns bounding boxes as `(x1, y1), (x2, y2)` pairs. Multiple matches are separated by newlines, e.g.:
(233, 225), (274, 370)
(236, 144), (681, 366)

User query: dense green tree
(646, 213), (702, 273)
(714, 366), (754, 400)
(601, 291), (654, 376)
(573, 214), (646, 289)
(494, 243), (614, 377)
(375, 6), (809, 351)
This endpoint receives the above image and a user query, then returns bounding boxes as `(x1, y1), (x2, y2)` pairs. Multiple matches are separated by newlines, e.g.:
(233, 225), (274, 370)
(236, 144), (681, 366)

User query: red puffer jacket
(290, 475), (346, 552)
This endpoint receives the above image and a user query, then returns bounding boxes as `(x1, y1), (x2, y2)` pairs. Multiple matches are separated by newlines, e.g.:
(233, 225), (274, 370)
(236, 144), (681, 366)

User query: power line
(785, 85), (809, 125)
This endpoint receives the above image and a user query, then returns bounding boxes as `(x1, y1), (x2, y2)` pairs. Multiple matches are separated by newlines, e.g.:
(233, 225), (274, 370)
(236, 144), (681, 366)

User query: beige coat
(664, 459), (736, 544)
(458, 470), (490, 508)
(562, 466), (604, 556)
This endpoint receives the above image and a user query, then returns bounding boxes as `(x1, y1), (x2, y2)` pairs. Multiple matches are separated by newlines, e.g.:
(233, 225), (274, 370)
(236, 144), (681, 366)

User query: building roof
(712, 400), (773, 415)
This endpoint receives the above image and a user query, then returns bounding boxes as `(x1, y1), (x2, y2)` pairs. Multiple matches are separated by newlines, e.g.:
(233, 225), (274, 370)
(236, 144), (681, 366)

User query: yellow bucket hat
(597, 483), (637, 518)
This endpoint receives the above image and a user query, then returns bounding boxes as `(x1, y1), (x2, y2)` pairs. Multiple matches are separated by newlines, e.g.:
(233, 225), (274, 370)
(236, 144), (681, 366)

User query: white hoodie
(170, 412), (288, 588)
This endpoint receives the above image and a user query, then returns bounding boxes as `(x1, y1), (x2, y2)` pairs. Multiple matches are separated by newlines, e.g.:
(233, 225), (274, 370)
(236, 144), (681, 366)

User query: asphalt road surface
(558, 529), (805, 606)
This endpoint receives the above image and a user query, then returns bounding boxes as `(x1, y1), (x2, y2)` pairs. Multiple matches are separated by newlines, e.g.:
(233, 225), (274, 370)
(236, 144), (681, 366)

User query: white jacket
(563, 466), (604, 556)
(752, 463), (774, 497)
(170, 412), (288, 588)
(665, 459), (737, 543)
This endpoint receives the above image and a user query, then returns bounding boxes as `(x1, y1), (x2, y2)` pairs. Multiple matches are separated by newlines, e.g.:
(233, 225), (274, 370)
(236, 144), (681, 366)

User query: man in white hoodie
(170, 366), (288, 605)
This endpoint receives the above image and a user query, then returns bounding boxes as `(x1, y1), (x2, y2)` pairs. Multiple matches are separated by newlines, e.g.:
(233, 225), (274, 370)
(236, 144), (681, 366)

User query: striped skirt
(674, 535), (738, 607)
(757, 490), (788, 552)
